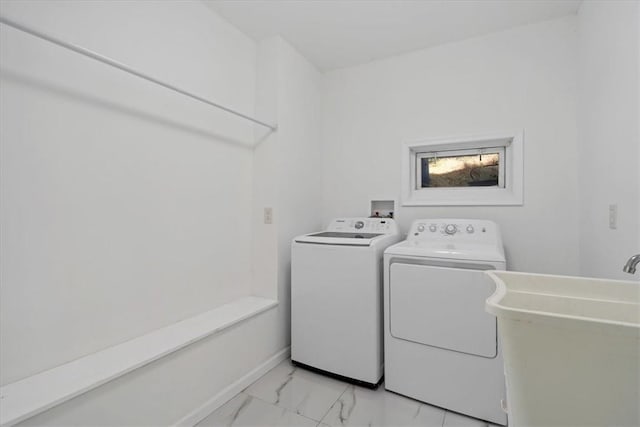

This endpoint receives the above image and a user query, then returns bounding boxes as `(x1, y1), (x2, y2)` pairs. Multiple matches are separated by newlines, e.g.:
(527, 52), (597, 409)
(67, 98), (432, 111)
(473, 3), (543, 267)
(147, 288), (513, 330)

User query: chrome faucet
(623, 254), (640, 274)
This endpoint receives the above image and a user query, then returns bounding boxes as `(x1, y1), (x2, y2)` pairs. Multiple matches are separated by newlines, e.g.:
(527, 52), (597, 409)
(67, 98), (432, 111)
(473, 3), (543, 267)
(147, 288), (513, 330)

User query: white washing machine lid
(385, 240), (505, 263)
(294, 217), (400, 247)
(295, 231), (384, 246)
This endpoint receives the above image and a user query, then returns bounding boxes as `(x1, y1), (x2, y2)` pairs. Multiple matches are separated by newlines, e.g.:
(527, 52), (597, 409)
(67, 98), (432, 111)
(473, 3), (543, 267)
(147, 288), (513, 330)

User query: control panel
(328, 218), (399, 234)
(406, 219), (499, 243)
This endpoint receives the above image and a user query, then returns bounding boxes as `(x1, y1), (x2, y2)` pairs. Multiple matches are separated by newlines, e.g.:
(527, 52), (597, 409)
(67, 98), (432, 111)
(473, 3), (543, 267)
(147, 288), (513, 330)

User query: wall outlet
(264, 207), (273, 224)
(609, 204), (617, 229)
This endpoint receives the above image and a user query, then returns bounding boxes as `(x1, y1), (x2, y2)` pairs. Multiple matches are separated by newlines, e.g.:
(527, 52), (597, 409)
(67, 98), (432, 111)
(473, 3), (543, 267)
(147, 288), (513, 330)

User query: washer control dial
(355, 221), (365, 230)
(417, 224), (425, 232)
(466, 225), (475, 233)
(444, 224), (457, 235)
(429, 225), (437, 232)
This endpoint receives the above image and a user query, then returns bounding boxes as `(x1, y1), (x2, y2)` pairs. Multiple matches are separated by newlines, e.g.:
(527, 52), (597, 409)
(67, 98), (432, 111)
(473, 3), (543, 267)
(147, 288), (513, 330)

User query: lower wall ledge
(0, 296), (278, 427)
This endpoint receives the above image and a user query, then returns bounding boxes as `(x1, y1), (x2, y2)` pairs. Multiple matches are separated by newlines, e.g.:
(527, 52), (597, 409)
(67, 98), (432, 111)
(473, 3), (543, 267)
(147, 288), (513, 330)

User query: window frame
(401, 131), (524, 206)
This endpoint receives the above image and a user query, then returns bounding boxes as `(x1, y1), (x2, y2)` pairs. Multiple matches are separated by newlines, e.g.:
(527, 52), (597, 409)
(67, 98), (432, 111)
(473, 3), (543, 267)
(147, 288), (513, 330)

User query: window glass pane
(420, 153), (500, 188)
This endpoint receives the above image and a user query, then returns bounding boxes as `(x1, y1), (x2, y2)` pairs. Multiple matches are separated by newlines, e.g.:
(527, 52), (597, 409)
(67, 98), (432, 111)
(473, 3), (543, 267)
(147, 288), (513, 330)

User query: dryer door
(389, 262), (497, 358)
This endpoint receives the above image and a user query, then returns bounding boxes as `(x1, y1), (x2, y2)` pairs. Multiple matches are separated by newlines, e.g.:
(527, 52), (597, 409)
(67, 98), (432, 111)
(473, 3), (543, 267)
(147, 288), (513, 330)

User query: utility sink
(485, 271), (640, 427)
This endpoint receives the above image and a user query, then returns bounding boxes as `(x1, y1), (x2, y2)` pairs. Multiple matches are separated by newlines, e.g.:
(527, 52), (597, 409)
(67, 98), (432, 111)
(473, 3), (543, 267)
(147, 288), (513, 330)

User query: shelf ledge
(0, 296), (278, 427)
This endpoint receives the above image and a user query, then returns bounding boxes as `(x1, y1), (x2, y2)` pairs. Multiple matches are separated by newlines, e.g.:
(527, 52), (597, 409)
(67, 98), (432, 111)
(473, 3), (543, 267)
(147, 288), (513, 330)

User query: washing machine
(383, 219), (507, 425)
(291, 217), (401, 387)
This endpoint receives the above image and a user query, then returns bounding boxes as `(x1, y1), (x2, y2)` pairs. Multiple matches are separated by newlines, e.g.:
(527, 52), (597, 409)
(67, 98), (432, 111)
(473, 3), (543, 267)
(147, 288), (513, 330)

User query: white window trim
(401, 130), (524, 206)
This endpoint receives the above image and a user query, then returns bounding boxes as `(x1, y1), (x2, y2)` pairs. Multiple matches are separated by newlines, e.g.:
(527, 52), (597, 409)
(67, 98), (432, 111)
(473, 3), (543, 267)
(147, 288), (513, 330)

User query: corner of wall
(576, 0), (640, 280)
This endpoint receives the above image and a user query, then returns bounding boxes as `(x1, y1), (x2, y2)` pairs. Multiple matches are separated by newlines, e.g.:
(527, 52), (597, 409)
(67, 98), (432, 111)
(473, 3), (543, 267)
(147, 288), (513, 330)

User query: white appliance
(291, 217), (401, 387)
(383, 219), (507, 425)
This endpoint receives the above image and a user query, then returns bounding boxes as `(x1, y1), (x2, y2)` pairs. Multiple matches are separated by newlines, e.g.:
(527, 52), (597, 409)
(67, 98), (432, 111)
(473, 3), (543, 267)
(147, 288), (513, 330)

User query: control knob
(355, 221), (365, 230)
(429, 225), (437, 232)
(417, 224), (425, 232)
(444, 224), (457, 235)
(466, 225), (474, 233)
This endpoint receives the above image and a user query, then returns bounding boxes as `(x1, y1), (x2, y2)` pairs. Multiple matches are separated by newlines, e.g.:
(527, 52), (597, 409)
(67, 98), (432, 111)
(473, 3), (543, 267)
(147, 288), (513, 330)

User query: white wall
(252, 39), (279, 302)
(274, 39), (325, 344)
(0, 0), (258, 386)
(577, 0), (640, 280)
(0, 1), (323, 422)
(0, 1), (297, 425)
(321, 16), (580, 275)
(252, 35), (324, 347)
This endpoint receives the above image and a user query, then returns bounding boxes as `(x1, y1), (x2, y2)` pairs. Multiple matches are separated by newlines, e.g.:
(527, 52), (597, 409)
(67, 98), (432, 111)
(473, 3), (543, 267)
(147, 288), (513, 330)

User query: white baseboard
(174, 347), (290, 427)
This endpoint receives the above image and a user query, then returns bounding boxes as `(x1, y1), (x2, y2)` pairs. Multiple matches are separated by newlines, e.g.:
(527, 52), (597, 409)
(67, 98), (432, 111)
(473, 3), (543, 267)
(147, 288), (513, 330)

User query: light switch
(609, 204), (617, 230)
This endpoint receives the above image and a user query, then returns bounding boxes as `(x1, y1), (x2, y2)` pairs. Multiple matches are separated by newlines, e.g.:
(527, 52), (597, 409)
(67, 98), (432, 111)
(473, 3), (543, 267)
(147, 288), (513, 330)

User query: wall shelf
(0, 296), (278, 427)
(0, 15), (278, 132)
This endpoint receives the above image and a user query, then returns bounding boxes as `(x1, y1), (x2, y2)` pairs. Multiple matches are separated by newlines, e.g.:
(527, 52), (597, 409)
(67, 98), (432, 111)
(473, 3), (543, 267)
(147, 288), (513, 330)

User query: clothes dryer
(384, 219), (507, 425)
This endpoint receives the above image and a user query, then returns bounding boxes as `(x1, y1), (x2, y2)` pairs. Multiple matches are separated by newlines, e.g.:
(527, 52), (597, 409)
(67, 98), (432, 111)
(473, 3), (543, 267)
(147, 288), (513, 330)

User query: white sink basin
(485, 271), (640, 427)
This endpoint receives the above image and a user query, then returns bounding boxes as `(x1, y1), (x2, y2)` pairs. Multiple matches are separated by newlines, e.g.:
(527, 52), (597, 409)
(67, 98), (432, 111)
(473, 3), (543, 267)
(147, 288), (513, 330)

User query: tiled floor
(197, 359), (501, 427)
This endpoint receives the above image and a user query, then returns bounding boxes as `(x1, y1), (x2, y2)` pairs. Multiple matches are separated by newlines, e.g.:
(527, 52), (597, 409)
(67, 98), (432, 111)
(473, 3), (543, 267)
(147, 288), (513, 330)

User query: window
(402, 131), (523, 206)
(417, 148), (505, 189)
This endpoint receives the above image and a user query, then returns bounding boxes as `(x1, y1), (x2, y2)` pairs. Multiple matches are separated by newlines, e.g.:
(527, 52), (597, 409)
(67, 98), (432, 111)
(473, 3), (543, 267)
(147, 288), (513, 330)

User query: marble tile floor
(197, 359), (502, 427)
